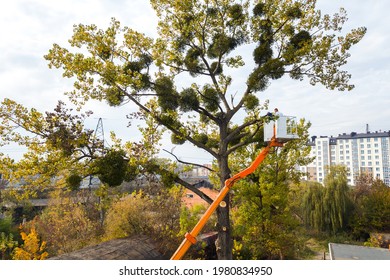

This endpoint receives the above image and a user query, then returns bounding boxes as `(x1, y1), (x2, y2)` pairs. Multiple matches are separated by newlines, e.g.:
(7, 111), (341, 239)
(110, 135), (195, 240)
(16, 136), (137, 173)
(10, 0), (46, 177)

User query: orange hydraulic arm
(171, 136), (284, 260)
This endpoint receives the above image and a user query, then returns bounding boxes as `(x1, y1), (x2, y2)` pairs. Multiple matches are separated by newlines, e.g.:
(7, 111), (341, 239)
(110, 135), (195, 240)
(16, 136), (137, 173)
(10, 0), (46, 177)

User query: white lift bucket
(264, 116), (299, 143)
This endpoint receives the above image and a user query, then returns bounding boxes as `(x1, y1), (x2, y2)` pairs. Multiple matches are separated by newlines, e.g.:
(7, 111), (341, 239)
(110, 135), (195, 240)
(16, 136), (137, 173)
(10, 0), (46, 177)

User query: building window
(368, 162), (372, 166)
(376, 161), (380, 166)
(368, 156), (372, 160)
(360, 144), (364, 148)
(375, 143), (379, 148)
(361, 156), (365, 160)
(375, 149), (379, 153)
(367, 144), (371, 148)
(362, 162), (366, 166)
(361, 150), (364, 154)
(368, 150), (372, 154)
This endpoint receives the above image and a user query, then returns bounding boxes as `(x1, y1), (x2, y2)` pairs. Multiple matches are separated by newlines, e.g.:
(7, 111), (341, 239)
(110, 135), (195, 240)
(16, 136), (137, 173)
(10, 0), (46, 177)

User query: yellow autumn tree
(13, 228), (48, 260)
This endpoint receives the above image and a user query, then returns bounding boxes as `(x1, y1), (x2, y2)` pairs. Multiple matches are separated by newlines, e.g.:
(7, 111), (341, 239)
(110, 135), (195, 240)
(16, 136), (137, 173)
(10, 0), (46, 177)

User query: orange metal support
(170, 136), (284, 260)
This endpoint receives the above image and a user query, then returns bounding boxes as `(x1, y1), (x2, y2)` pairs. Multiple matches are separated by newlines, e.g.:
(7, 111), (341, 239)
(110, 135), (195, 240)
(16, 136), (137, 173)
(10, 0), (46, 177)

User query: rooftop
(309, 130), (390, 145)
(50, 235), (166, 260)
(337, 130), (390, 139)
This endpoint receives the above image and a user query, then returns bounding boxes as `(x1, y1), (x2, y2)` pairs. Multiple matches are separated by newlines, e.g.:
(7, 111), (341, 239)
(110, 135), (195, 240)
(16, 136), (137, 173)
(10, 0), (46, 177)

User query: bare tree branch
(162, 149), (216, 173)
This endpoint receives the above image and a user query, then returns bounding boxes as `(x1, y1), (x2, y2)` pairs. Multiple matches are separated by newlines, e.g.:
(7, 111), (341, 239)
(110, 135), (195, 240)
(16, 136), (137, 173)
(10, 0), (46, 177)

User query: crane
(171, 116), (298, 260)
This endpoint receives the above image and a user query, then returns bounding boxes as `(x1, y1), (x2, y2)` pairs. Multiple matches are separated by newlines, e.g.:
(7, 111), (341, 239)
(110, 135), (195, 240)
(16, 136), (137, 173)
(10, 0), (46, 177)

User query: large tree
(43, 0), (365, 259)
(350, 175), (390, 238)
(303, 165), (353, 234)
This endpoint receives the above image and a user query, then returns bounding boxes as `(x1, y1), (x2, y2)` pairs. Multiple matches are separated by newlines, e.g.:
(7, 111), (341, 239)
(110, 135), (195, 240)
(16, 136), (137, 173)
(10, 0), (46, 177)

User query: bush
(104, 192), (153, 239)
(0, 231), (18, 260)
(13, 227), (48, 260)
(104, 187), (199, 256)
(33, 197), (100, 255)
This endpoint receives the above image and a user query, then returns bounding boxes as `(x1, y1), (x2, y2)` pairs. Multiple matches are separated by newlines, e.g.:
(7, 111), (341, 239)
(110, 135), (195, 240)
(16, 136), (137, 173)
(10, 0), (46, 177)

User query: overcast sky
(1, 0), (389, 163)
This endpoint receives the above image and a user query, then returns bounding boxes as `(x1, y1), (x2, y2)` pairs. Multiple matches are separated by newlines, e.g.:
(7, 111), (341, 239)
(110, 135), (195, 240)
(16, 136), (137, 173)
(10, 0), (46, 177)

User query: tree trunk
(215, 194), (232, 259)
(215, 155), (233, 260)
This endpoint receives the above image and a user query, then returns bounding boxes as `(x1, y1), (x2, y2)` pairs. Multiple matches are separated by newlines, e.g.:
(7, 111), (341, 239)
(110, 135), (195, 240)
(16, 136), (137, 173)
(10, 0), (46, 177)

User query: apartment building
(300, 130), (390, 186)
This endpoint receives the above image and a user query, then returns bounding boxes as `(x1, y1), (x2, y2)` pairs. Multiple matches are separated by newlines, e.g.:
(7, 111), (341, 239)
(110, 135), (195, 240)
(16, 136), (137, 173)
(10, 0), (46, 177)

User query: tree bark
(215, 194), (232, 259)
(215, 153), (233, 260)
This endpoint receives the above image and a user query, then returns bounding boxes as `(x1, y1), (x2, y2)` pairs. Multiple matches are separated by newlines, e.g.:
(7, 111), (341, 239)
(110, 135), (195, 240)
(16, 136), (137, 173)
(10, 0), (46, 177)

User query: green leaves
(350, 175), (390, 237)
(207, 33), (239, 59)
(229, 118), (313, 259)
(303, 165), (352, 234)
(285, 5), (303, 20)
(171, 134), (186, 145)
(155, 76), (179, 112)
(243, 94), (259, 111)
(178, 88), (199, 112)
(105, 86), (124, 106)
(247, 68), (269, 92)
(92, 149), (135, 187)
(253, 3), (265, 17)
(184, 48), (203, 76)
(201, 85), (220, 112)
(227, 4), (245, 22)
(210, 61), (223, 75)
(65, 173), (83, 191)
(289, 30), (312, 50)
(253, 43), (273, 65)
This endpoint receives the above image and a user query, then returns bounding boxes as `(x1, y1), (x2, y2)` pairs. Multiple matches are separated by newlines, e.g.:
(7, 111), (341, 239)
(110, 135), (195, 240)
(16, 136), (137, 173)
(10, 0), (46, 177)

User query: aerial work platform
(264, 116), (299, 143)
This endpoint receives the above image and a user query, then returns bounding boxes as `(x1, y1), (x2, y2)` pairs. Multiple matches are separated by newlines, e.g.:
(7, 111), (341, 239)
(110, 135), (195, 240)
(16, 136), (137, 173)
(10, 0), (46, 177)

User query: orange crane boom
(171, 135), (284, 260)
